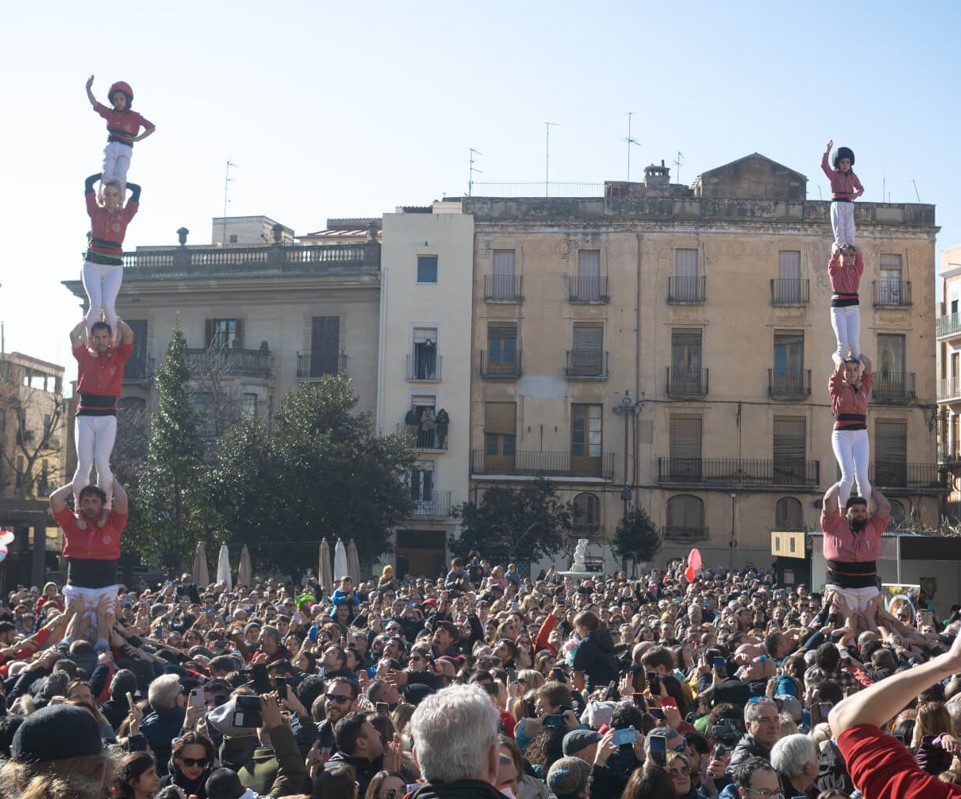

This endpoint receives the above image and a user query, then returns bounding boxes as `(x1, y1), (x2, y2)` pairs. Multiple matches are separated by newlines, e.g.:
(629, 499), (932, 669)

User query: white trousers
(82, 261), (123, 339)
(102, 141), (132, 191)
(831, 428), (871, 507)
(831, 201), (856, 249)
(62, 583), (119, 631)
(830, 305), (860, 359)
(825, 584), (879, 613)
(73, 415), (117, 502)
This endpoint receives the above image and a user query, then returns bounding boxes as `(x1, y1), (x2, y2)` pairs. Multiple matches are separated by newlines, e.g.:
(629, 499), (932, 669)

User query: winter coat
(571, 629), (618, 692)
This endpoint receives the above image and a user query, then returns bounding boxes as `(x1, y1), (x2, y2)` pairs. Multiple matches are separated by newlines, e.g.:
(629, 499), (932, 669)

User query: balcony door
(311, 316), (340, 377)
(577, 250), (601, 301)
(670, 416), (702, 481)
(484, 402), (516, 473)
(571, 404), (603, 477)
(492, 250), (516, 300)
(773, 417), (806, 485)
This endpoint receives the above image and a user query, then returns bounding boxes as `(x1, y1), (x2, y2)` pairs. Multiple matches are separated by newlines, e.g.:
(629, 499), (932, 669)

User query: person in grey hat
(562, 729), (602, 762)
(545, 756), (590, 799)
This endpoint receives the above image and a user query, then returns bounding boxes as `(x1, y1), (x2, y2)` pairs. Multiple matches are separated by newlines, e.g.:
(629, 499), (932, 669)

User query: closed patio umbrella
(216, 543), (232, 591)
(238, 545), (253, 588)
(319, 539), (333, 594)
(347, 539), (361, 584)
(334, 538), (348, 583)
(192, 542), (210, 588)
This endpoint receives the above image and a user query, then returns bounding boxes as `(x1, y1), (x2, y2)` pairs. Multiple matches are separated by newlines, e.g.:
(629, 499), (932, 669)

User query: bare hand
(593, 729), (617, 766)
(260, 693), (282, 728)
(86, 75), (94, 89)
(826, 139), (834, 152)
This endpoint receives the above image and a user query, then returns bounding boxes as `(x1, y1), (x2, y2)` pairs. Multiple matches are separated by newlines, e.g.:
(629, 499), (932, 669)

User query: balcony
(565, 350), (608, 380)
(406, 354), (442, 382)
(187, 347), (271, 379)
(666, 367), (709, 399)
(410, 490), (452, 518)
(770, 279), (810, 306)
(123, 356), (155, 383)
(663, 525), (710, 542)
(484, 275), (523, 302)
(480, 350), (521, 379)
(872, 372), (915, 404)
(768, 368), (811, 399)
(297, 352), (348, 380)
(471, 450), (615, 480)
(939, 447), (961, 468)
(873, 280), (912, 308)
(939, 378), (961, 402)
(668, 276), (706, 304)
(567, 276), (609, 304)
(657, 457), (820, 488)
(869, 462), (947, 492)
(938, 314), (961, 339)
(396, 423), (449, 451)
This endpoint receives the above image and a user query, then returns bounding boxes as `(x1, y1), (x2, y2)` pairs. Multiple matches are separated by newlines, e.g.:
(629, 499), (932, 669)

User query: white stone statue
(572, 538), (589, 571)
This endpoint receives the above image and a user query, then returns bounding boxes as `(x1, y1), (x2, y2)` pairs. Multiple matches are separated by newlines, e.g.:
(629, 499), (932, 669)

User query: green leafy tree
(209, 376), (414, 577)
(453, 478), (573, 565)
(126, 327), (207, 571)
(612, 507), (661, 574)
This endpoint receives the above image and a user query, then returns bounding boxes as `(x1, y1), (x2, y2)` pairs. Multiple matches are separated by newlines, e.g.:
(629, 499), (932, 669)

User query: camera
(710, 720), (742, 746)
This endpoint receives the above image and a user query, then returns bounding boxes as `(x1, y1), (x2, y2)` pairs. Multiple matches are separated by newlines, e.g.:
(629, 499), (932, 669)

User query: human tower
(72, 76), (155, 508)
(821, 140), (871, 510)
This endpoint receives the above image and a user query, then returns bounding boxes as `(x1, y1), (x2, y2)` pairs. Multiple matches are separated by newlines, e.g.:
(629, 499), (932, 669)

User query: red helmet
(108, 81), (134, 106)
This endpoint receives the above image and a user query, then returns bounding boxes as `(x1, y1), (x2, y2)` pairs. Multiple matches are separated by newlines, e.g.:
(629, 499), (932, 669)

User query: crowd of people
(0, 550), (960, 799)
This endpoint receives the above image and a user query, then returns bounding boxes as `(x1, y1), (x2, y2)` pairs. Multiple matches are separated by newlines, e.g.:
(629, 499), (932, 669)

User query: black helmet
(832, 146), (855, 169)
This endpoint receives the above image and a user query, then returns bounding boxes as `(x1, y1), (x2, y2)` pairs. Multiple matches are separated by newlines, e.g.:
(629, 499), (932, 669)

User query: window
(671, 328), (703, 394)
(775, 497), (804, 531)
(669, 416), (702, 480)
(575, 250), (602, 301)
(572, 404), (603, 457)
(776, 251), (803, 303)
(666, 495), (705, 538)
(773, 418), (806, 485)
(875, 419), (907, 487)
(410, 461), (434, 503)
(411, 327), (439, 380)
(889, 499), (907, 527)
(490, 250), (518, 300)
(123, 320), (149, 381)
(772, 331), (806, 395)
(310, 317), (341, 377)
(879, 254), (903, 305)
(877, 334), (907, 397)
(568, 323), (605, 377)
(417, 255), (438, 284)
(207, 319), (241, 349)
(953, 414), (960, 460)
(243, 393), (258, 419)
(485, 323), (519, 377)
(671, 249), (702, 302)
(573, 492), (601, 536)
(484, 402), (516, 470)
(228, 234), (238, 244)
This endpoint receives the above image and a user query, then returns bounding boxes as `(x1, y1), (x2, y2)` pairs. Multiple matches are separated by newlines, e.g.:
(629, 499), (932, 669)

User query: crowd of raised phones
(0, 555), (960, 799)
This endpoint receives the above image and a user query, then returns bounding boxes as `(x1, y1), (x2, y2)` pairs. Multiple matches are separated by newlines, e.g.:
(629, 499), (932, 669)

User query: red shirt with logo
(74, 341), (133, 407)
(93, 102), (155, 146)
(53, 507), (126, 561)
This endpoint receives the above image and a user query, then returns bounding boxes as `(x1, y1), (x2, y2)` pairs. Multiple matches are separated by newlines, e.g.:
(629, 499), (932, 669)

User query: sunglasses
(326, 693), (352, 704)
(180, 757), (209, 768)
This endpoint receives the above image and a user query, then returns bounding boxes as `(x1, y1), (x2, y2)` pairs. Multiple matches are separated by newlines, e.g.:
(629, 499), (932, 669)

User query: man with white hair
(408, 683), (502, 799)
(140, 673), (187, 774)
(771, 733), (819, 797)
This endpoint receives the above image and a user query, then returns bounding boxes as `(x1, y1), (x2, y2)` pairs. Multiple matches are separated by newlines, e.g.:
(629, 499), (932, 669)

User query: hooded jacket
(571, 629), (618, 692)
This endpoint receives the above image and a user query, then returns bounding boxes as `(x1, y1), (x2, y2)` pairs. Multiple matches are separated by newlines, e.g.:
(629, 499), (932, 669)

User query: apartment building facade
(378, 205), (474, 577)
(937, 243), (961, 519)
(464, 154), (941, 571)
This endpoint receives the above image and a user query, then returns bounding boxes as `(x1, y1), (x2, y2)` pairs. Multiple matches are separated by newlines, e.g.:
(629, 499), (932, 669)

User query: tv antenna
(623, 112), (641, 181)
(912, 179), (921, 203)
(222, 160), (237, 245)
(468, 148), (482, 196)
(673, 151), (685, 186)
(544, 121), (558, 196)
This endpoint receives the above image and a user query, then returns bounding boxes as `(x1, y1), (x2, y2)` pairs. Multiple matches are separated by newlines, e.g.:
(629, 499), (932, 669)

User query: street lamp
(729, 492), (737, 569)
(613, 391), (642, 573)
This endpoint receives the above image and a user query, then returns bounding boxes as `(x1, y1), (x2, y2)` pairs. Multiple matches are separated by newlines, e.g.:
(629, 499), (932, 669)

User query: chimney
(644, 159), (671, 189)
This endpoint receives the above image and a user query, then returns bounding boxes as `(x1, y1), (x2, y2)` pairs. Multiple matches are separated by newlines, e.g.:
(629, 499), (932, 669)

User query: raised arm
(821, 139), (834, 180)
(113, 479), (129, 515)
(85, 75), (97, 107)
(70, 320), (86, 350)
(871, 486), (890, 519)
(116, 319), (134, 345)
(49, 482), (73, 515)
(823, 481), (841, 517)
(859, 353), (872, 374)
(126, 182), (142, 203)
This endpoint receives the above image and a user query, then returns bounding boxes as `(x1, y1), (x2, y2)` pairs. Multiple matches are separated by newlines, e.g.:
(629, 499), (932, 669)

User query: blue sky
(3, 0), (960, 370)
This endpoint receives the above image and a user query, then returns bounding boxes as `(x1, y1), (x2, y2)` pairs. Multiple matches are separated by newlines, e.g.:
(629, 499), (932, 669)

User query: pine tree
(126, 326), (207, 571)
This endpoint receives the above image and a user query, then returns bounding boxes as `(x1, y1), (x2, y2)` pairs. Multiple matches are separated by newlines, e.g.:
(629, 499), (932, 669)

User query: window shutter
(670, 417), (702, 459)
(205, 320), (214, 347)
(778, 251), (801, 281)
(485, 402), (516, 435)
(875, 419), (907, 486)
